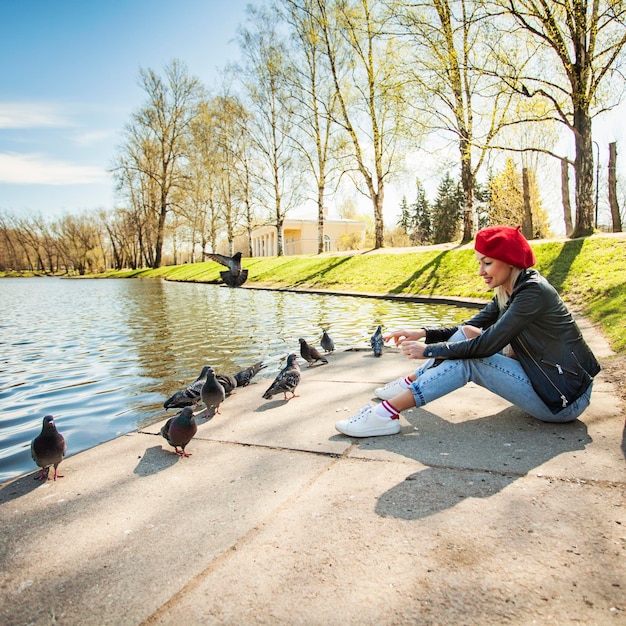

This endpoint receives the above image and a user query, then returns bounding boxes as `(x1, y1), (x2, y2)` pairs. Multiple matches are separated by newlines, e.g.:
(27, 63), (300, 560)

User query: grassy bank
(85, 233), (626, 354)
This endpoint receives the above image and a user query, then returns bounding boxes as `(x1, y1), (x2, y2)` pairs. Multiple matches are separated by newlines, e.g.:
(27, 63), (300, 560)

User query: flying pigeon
(262, 353), (301, 401)
(204, 251), (243, 275)
(320, 330), (335, 353)
(204, 251), (248, 286)
(216, 373), (238, 397)
(31, 415), (66, 481)
(233, 361), (267, 387)
(201, 366), (226, 416)
(163, 365), (210, 409)
(160, 407), (198, 457)
(371, 325), (384, 357)
(299, 337), (328, 367)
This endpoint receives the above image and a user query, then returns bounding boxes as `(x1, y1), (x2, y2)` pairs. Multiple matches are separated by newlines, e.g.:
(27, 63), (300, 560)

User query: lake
(0, 277), (478, 483)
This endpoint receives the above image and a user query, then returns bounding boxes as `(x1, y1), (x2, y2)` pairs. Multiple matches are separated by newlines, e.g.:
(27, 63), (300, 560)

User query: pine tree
(412, 179), (431, 244)
(431, 172), (462, 243)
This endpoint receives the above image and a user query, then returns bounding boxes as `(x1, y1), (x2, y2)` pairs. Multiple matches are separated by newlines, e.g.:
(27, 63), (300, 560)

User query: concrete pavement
(1, 316), (624, 625)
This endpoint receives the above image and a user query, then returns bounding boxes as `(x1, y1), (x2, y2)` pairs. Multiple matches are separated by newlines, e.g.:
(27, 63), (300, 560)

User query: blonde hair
(495, 267), (522, 309)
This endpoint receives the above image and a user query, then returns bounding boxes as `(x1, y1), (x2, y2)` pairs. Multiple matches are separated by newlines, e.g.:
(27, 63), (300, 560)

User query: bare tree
(496, 0), (626, 237)
(112, 60), (204, 267)
(390, 0), (526, 242)
(317, 0), (409, 249)
(281, 0), (342, 253)
(238, 4), (304, 256)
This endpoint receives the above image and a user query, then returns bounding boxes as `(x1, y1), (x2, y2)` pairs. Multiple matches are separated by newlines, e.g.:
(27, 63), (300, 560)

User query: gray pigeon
(262, 353), (301, 401)
(31, 415), (66, 481)
(160, 407), (198, 457)
(233, 361), (267, 387)
(201, 366), (226, 416)
(204, 251), (243, 275)
(204, 252), (248, 287)
(321, 330), (335, 353)
(299, 337), (328, 367)
(371, 325), (384, 357)
(164, 365), (210, 409)
(216, 373), (238, 397)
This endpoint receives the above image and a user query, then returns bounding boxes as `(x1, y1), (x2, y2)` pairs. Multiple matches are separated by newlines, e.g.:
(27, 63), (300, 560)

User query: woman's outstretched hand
(383, 328), (426, 346)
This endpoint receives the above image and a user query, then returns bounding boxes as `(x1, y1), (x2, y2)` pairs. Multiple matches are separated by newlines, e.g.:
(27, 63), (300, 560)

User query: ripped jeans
(408, 328), (592, 423)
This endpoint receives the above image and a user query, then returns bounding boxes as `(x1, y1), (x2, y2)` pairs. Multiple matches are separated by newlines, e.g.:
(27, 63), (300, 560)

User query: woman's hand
(383, 328), (426, 346)
(399, 340), (429, 360)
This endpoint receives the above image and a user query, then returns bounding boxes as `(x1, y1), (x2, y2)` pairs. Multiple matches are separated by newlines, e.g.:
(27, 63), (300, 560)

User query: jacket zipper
(517, 336), (569, 408)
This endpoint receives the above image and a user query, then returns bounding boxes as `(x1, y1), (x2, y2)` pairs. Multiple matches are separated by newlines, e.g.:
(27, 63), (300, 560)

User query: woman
(335, 225), (601, 438)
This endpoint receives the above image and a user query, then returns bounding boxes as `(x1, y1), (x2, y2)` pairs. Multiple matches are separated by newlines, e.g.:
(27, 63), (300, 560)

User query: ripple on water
(0, 277), (479, 483)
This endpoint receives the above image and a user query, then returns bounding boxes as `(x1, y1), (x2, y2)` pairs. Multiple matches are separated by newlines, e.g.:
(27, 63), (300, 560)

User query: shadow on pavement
(362, 406), (591, 520)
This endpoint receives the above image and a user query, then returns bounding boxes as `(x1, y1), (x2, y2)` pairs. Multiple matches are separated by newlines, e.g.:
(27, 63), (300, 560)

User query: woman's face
(475, 252), (514, 292)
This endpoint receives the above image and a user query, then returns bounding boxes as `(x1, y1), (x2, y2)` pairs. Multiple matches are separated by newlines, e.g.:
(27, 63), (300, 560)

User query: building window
(324, 234), (331, 252)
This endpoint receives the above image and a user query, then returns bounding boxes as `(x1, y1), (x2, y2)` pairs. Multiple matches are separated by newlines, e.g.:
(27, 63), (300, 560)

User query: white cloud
(0, 153), (108, 185)
(0, 102), (71, 129)
(72, 130), (115, 146)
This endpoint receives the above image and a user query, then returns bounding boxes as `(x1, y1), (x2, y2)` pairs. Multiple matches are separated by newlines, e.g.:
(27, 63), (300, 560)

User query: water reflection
(0, 277), (477, 483)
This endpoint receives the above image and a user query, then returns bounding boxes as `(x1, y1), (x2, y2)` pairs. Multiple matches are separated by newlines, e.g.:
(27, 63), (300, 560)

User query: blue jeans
(409, 329), (592, 423)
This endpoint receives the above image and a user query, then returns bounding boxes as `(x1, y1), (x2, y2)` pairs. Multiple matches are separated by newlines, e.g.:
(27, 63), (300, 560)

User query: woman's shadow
(356, 405), (591, 521)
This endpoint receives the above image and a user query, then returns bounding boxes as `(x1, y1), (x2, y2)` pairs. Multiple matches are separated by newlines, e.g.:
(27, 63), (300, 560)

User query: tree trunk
(374, 186), (384, 249)
(571, 107), (595, 237)
(561, 158), (573, 236)
(460, 139), (474, 242)
(317, 184), (325, 254)
(608, 142), (623, 232)
(521, 167), (533, 238)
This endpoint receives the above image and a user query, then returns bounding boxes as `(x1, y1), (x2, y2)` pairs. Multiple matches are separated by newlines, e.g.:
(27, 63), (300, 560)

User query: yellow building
(251, 218), (366, 256)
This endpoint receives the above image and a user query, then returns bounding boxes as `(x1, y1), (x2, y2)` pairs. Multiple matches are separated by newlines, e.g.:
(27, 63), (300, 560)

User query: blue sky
(1, 1), (623, 229)
(0, 0), (250, 217)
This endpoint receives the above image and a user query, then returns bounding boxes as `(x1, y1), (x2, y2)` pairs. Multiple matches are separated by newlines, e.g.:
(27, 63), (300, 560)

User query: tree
(397, 179), (431, 244)
(431, 171), (462, 243)
(487, 157), (551, 235)
(112, 60), (204, 267)
(497, 0), (626, 237)
(391, 0), (521, 243)
(317, 0), (409, 249)
(238, 4), (304, 256)
(281, 0), (345, 254)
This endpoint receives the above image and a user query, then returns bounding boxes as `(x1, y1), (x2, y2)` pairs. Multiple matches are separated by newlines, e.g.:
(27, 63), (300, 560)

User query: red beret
(474, 225), (536, 268)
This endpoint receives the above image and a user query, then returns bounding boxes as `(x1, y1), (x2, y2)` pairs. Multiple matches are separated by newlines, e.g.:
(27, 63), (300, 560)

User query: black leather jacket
(422, 269), (601, 414)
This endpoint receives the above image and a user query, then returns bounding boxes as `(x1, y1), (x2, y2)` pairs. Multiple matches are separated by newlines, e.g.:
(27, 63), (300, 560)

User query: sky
(0, 0), (250, 218)
(1, 1), (624, 231)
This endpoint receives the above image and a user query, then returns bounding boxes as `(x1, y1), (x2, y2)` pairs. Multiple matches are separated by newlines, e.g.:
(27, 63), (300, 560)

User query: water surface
(0, 277), (477, 483)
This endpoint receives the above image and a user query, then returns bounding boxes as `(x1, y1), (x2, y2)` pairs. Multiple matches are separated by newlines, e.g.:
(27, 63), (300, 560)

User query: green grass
(16, 233), (626, 354)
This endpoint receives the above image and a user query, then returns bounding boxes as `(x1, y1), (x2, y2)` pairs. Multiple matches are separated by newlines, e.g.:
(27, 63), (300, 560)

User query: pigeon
(163, 365), (210, 409)
(233, 361), (267, 387)
(216, 373), (238, 396)
(31, 415), (66, 481)
(321, 330), (335, 353)
(204, 251), (243, 276)
(262, 353), (301, 401)
(299, 337), (328, 367)
(204, 251), (248, 286)
(201, 366), (226, 416)
(160, 407), (198, 457)
(371, 325), (384, 357)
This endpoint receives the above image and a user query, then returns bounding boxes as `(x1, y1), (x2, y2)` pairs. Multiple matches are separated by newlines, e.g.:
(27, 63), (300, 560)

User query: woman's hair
(495, 267), (522, 309)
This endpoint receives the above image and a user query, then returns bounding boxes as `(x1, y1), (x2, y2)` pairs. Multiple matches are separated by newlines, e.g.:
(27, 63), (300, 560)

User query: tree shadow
(387, 250), (452, 295)
(359, 406), (591, 520)
(542, 237), (585, 293)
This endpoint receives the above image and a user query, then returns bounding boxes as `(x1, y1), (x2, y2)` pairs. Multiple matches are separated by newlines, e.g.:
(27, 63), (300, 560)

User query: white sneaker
(375, 378), (406, 400)
(335, 404), (400, 437)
